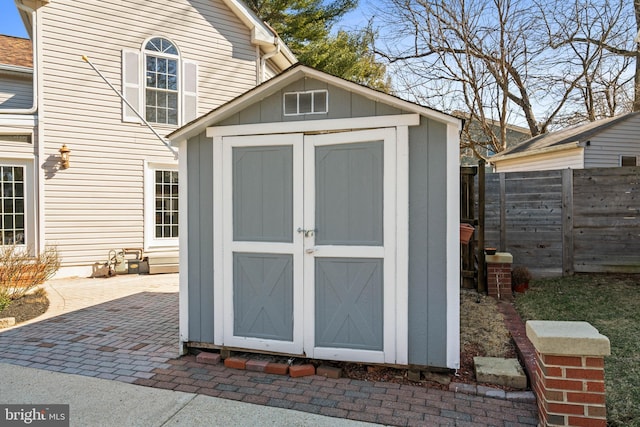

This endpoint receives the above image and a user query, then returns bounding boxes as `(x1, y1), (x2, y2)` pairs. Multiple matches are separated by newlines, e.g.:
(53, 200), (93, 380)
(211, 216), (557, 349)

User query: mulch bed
(0, 292), (49, 323)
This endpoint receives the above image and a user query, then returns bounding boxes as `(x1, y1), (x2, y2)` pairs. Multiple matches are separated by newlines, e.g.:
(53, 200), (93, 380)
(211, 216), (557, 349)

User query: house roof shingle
(0, 34), (33, 68)
(492, 111), (640, 160)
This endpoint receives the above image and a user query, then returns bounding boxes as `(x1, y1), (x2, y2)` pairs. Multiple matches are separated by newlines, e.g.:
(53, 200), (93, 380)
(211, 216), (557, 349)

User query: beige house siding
(0, 116), (37, 157)
(584, 114), (640, 168)
(0, 74), (33, 109)
(492, 147), (585, 172)
(38, 0), (267, 268)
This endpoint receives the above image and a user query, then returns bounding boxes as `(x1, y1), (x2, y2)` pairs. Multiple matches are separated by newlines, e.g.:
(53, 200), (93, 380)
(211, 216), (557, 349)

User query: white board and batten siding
(584, 113), (640, 168)
(38, 0), (267, 268)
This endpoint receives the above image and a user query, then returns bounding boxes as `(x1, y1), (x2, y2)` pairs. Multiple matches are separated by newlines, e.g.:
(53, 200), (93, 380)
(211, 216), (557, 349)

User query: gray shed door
(222, 129), (397, 363)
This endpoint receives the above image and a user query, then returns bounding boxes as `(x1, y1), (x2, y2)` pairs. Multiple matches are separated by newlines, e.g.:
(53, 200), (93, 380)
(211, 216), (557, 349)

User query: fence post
(562, 169), (575, 276)
(526, 321), (610, 427)
(478, 159), (486, 293)
(499, 173), (507, 251)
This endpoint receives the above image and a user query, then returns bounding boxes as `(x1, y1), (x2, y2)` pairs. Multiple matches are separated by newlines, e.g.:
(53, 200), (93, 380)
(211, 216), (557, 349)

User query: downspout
(2, 1), (44, 254)
(1, 2), (38, 114)
(259, 41), (280, 84)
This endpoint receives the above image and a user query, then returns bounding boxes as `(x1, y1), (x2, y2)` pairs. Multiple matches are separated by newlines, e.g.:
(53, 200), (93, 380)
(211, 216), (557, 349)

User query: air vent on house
(284, 90), (328, 116)
(0, 135), (32, 144)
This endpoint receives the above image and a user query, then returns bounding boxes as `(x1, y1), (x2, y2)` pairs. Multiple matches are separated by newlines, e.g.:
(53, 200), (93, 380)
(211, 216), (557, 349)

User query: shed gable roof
(0, 35), (33, 69)
(492, 111), (640, 162)
(168, 64), (460, 143)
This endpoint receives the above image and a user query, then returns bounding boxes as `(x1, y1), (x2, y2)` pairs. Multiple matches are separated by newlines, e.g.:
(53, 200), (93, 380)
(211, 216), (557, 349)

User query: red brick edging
(496, 301), (537, 387)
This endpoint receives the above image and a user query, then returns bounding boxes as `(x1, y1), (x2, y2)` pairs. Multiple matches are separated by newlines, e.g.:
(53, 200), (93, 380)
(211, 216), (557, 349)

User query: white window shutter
(122, 49), (141, 123)
(182, 60), (198, 124)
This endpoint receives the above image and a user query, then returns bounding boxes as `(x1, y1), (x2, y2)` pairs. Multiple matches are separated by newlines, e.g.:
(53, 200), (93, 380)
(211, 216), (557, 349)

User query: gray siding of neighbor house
(187, 132), (214, 343)
(186, 80), (450, 367)
(584, 113), (640, 168)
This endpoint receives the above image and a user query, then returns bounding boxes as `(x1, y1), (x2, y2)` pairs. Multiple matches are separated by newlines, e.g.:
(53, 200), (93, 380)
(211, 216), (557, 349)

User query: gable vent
(284, 90), (328, 116)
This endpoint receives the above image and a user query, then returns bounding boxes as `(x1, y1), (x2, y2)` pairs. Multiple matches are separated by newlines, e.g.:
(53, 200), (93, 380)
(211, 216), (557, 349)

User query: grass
(515, 274), (640, 427)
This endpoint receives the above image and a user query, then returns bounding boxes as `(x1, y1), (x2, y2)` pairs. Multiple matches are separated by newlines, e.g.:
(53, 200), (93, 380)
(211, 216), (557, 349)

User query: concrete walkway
(0, 274), (538, 426)
(0, 363), (370, 426)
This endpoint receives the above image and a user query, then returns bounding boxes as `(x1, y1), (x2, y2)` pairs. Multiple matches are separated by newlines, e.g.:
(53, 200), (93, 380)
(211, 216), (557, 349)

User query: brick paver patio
(0, 276), (538, 426)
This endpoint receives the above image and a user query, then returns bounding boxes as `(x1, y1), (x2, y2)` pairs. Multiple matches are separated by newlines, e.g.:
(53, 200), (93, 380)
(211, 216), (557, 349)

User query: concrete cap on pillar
(526, 320), (611, 356)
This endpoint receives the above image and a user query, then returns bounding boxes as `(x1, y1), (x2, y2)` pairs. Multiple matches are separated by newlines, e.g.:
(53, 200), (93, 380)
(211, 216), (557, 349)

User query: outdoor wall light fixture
(59, 144), (71, 169)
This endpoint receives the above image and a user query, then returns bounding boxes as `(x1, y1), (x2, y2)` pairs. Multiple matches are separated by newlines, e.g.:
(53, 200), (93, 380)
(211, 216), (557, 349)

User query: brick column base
(526, 321), (611, 427)
(486, 253), (513, 300)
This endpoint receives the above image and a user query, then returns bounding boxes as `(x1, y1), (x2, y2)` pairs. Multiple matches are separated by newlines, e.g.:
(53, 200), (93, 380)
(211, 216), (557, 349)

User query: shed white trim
(446, 122), (461, 370)
(178, 139), (189, 353)
(206, 114), (420, 138)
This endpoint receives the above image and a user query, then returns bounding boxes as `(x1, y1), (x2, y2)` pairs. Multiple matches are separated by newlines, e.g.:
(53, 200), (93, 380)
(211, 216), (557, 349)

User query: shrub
(511, 265), (532, 285)
(0, 245), (61, 302)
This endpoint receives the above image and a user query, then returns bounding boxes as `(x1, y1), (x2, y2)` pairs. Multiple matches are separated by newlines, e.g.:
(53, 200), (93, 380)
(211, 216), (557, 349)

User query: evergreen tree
(247, 0), (391, 91)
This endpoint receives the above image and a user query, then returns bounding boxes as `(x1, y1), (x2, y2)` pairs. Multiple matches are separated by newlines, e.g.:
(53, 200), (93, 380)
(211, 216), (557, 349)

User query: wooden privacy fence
(484, 166), (640, 276)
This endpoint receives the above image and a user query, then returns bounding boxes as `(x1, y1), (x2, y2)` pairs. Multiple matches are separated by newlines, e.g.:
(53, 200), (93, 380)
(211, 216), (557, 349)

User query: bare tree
(373, 0), (636, 158)
(542, 0), (635, 124)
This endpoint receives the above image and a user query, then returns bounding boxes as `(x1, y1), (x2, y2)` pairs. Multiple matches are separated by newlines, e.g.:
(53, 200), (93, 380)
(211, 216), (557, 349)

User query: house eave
(0, 64), (33, 76)
(490, 141), (585, 163)
(221, 0), (296, 69)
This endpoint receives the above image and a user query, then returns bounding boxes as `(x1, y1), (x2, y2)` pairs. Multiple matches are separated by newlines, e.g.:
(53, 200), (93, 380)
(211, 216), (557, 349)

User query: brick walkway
(0, 291), (178, 383)
(0, 277), (538, 426)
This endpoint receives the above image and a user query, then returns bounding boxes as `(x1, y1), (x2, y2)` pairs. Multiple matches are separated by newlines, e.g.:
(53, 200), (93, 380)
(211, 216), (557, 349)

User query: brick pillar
(485, 252), (512, 300)
(526, 321), (611, 427)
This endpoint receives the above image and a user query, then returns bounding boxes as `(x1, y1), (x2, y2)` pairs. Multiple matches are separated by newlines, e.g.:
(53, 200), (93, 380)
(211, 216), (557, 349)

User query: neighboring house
(490, 111), (640, 172)
(453, 111), (531, 166)
(0, 0), (296, 276)
(168, 64), (462, 369)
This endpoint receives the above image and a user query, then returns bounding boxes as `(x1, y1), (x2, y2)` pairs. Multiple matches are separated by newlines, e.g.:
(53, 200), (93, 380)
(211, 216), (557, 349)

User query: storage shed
(168, 65), (462, 369)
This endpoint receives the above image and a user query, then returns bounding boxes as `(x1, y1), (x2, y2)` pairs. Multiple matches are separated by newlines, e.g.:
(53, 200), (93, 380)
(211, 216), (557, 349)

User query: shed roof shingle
(0, 34), (33, 68)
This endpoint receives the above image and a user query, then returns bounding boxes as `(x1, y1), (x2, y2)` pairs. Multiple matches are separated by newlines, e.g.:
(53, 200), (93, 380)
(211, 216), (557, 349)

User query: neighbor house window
(1, 165), (25, 245)
(621, 156), (639, 167)
(284, 90), (328, 116)
(144, 37), (179, 125)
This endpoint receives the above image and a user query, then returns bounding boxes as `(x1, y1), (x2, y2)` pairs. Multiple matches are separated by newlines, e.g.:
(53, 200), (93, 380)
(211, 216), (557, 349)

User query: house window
(144, 38), (179, 125)
(621, 156), (639, 167)
(284, 90), (328, 116)
(155, 170), (179, 239)
(1, 165), (25, 245)
(145, 163), (179, 249)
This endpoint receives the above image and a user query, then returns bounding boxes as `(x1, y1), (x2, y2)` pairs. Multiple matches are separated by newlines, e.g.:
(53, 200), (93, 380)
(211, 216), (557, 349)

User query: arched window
(144, 37), (179, 125)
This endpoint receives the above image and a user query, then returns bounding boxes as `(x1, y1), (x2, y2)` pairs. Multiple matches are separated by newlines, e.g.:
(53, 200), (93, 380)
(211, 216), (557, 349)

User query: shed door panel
(233, 253), (293, 341)
(223, 134), (304, 355)
(315, 257), (383, 350)
(315, 142), (383, 246)
(304, 128), (397, 364)
(233, 146), (293, 242)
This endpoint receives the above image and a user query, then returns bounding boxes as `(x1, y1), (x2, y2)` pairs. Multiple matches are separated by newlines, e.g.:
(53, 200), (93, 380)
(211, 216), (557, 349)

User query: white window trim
(144, 161), (179, 251)
(0, 158), (36, 251)
(283, 90), (328, 116)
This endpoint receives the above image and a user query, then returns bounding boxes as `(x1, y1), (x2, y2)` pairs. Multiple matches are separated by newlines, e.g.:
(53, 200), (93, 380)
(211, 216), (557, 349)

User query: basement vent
(284, 90), (328, 116)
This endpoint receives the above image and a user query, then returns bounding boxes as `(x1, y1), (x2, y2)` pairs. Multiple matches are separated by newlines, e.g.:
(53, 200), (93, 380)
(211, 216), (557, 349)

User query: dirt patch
(0, 289), (49, 324)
